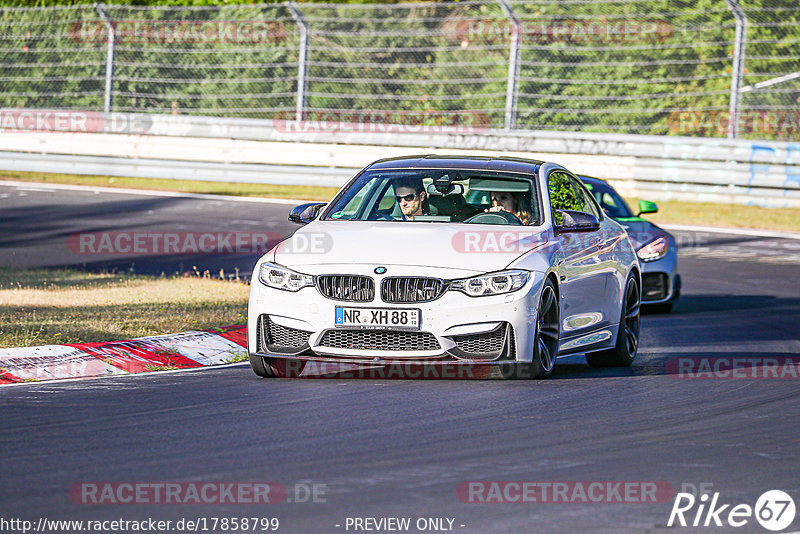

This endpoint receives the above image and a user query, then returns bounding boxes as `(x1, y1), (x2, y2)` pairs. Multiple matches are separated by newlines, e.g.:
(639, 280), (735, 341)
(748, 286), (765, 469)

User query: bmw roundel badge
(374, 266), (387, 275)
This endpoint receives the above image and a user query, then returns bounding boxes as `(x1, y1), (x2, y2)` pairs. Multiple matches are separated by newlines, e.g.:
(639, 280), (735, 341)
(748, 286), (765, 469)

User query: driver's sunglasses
(395, 193), (419, 202)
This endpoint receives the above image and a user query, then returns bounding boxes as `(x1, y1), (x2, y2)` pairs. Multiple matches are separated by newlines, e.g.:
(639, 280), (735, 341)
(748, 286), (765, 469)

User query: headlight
(450, 270), (530, 297)
(258, 262), (314, 291)
(637, 236), (669, 262)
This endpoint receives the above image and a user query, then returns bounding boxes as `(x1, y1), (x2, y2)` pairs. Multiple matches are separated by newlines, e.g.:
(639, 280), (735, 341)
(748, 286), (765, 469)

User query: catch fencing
(1, 1), (799, 140)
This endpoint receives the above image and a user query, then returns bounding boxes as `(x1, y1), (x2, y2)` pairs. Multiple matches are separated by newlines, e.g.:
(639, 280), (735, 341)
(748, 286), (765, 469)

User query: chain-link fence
(1, 1), (798, 140)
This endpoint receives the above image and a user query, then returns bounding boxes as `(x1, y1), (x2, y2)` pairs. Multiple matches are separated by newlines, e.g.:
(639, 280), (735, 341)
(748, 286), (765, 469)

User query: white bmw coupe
(248, 156), (641, 379)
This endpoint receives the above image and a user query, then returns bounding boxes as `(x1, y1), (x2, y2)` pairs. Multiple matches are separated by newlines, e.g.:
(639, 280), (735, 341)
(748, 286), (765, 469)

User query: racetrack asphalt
(1, 181), (799, 533)
(0, 182), (297, 277)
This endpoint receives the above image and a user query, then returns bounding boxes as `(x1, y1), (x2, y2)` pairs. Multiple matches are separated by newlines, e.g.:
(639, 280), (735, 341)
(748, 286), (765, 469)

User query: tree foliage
(1, 0), (797, 140)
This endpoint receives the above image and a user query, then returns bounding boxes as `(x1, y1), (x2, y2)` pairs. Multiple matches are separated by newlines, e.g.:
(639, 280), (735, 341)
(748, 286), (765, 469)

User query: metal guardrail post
(723, 0), (747, 139)
(286, 2), (309, 123)
(497, 0), (520, 130)
(94, 2), (115, 114)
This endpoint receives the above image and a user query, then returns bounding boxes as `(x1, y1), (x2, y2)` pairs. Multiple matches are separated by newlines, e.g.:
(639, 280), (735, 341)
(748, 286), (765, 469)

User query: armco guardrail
(0, 112), (798, 207)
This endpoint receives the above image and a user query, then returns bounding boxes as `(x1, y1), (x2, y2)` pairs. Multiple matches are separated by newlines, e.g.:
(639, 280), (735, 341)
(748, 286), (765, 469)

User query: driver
(485, 191), (532, 224)
(393, 176), (431, 221)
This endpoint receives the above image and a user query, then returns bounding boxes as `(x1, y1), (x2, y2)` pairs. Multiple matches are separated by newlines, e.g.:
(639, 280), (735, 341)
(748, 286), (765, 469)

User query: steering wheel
(464, 210), (524, 225)
(368, 209), (398, 221)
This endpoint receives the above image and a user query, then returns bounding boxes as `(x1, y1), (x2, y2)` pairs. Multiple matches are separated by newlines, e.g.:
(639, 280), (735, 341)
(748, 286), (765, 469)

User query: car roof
(578, 175), (612, 188)
(367, 155), (544, 174)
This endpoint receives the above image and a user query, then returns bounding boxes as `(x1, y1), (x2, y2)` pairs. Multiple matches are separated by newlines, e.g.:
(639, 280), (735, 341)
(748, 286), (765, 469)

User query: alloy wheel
(537, 284), (560, 372)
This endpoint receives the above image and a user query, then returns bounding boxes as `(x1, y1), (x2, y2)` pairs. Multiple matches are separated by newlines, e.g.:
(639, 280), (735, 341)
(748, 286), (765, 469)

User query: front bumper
(640, 249), (680, 304)
(248, 270), (545, 364)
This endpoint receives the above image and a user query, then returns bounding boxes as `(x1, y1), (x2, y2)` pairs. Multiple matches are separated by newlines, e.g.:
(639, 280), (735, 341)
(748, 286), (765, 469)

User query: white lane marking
(642, 340), (800, 353)
(14, 186), (56, 193)
(681, 248), (800, 265)
(662, 223), (800, 241)
(0, 180), (314, 205)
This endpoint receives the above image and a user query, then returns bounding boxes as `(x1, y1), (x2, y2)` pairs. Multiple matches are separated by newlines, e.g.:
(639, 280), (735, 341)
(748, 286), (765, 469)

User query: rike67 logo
(668, 489), (796, 531)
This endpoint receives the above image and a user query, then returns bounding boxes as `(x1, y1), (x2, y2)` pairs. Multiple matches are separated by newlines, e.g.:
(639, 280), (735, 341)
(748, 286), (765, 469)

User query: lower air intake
(319, 329), (441, 351)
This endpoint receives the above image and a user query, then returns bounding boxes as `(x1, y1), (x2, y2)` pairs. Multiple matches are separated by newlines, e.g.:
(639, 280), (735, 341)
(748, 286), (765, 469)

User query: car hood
(614, 217), (668, 249)
(273, 220), (550, 275)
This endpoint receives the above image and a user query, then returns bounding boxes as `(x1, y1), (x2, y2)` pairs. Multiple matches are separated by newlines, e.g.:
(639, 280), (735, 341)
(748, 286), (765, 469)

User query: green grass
(0, 268), (249, 348)
(628, 198), (800, 233)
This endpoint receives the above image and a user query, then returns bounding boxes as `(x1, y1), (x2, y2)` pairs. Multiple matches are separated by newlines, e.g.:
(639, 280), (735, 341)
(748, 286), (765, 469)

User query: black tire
(249, 354), (275, 378)
(586, 273), (641, 368)
(249, 355), (306, 378)
(504, 278), (560, 379)
(267, 358), (306, 378)
(646, 301), (674, 314)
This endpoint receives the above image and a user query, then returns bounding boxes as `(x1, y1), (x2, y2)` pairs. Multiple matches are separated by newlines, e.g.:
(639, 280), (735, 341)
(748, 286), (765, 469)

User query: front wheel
(586, 273), (640, 368)
(503, 279), (560, 379)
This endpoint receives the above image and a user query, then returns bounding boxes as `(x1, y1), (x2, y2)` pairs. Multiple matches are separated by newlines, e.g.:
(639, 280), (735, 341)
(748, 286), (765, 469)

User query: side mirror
(288, 202), (326, 225)
(554, 209), (600, 233)
(637, 200), (658, 216)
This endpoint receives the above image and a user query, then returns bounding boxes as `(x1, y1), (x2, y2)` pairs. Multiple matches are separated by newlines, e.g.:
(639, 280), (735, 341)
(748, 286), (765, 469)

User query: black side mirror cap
(288, 202), (327, 225)
(554, 209), (600, 233)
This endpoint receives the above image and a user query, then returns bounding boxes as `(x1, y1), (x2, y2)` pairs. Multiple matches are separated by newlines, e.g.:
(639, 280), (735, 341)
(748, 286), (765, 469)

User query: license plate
(335, 307), (420, 330)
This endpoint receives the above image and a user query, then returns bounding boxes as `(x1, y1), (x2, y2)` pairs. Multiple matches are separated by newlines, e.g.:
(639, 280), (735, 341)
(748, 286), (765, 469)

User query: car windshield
(322, 169), (541, 225)
(583, 181), (634, 218)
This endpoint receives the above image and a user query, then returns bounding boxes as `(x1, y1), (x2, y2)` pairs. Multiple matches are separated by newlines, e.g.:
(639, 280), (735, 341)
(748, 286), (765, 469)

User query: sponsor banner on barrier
(0, 110), (152, 134)
(667, 110), (800, 137)
(273, 110), (492, 135)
